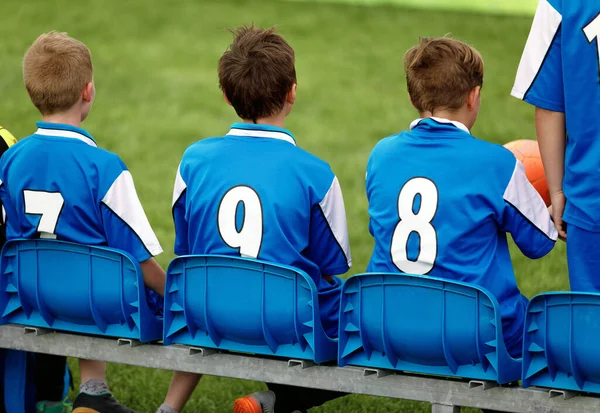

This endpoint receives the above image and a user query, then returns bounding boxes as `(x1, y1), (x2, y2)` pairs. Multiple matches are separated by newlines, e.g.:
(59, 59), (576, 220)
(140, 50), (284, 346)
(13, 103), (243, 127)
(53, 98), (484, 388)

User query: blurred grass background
(0, 0), (561, 411)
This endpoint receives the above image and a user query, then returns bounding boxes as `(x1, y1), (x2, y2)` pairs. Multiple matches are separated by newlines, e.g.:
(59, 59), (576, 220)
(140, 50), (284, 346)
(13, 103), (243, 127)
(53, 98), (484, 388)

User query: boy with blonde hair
(366, 38), (556, 409)
(0, 31), (199, 413)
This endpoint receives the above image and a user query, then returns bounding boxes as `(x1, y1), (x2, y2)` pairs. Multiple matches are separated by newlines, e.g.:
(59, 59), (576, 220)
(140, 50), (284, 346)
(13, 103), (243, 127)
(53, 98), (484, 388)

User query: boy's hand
(548, 190), (567, 241)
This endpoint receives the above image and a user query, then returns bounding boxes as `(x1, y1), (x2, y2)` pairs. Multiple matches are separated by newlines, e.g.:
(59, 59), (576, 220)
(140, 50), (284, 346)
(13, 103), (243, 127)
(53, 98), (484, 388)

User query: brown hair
(218, 26), (296, 121)
(404, 37), (483, 113)
(23, 31), (93, 115)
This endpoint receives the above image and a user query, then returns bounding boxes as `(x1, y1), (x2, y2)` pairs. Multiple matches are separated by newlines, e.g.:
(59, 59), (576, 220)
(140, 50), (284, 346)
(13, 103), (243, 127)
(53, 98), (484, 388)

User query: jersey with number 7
(366, 118), (557, 355)
(0, 122), (162, 263)
(172, 123), (352, 337)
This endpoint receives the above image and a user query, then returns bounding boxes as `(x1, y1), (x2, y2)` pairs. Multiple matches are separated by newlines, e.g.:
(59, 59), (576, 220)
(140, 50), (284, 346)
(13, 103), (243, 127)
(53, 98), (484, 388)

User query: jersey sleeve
(512, 0), (564, 112)
(500, 160), (557, 259)
(100, 160), (162, 263)
(172, 163), (189, 256)
(306, 176), (352, 276)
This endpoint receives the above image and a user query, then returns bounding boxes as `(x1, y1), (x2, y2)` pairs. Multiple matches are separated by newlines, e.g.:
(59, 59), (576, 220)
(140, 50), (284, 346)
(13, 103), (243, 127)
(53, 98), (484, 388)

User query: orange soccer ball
(503, 139), (551, 207)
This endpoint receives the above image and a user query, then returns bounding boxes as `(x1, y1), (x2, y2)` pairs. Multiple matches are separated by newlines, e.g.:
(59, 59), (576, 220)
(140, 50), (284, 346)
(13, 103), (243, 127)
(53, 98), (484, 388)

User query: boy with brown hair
(0, 31), (199, 413)
(171, 26), (351, 413)
(366, 38), (556, 407)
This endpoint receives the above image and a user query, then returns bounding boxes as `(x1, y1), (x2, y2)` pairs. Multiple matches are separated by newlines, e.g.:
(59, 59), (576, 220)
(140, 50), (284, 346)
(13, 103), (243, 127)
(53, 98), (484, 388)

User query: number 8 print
(390, 177), (438, 275)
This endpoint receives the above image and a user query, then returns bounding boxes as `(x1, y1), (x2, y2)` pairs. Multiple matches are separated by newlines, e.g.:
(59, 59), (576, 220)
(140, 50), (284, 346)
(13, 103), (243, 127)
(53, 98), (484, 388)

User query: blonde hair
(404, 37), (483, 113)
(23, 31), (93, 115)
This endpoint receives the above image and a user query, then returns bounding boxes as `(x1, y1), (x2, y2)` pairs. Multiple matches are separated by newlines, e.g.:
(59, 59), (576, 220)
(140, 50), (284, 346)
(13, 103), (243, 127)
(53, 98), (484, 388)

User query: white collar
(35, 128), (97, 147)
(409, 117), (471, 135)
(226, 128), (296, 146)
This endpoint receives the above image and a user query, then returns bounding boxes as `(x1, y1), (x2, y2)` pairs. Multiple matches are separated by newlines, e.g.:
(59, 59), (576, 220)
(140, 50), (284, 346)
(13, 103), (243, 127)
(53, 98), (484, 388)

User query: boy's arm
(535, 108), (567, 239)
(172, 164), (189, 255)
(307, 176), (352, 279)
(100, 166), (164, 294)
(140, 258), (166, 297)
(501, 160), (558, 259)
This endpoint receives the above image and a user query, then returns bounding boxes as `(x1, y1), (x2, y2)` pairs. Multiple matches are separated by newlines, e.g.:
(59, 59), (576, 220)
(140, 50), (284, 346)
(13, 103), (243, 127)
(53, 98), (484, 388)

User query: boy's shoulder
(181, 134), (334, 173)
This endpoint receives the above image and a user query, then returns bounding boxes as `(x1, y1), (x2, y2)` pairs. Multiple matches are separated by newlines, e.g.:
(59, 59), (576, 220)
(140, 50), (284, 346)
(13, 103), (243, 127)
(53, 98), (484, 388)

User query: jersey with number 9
(366, 118), (557, 355)
(172, 123), (352, 336)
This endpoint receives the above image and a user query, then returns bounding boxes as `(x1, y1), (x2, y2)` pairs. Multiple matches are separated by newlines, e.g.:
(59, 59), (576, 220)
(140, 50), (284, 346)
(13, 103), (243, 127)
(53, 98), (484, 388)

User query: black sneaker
(72, 392), (140, 413)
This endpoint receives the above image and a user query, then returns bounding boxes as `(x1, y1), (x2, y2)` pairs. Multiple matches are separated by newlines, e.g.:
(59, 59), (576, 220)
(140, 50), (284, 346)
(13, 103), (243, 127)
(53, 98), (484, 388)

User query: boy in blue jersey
(366, 37), (556, 395)
(172, 26), (352, 413)
(513, 0), (600, 291)
(0, 32), (199, 413)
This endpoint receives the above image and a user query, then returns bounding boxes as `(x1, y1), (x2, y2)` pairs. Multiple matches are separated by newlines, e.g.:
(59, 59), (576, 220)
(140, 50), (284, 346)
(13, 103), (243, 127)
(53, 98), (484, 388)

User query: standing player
(1, 32), (199, 413)
(366, 38), (556, 408)
(172, 26), (352, 413)
(512, 0), (600, 291)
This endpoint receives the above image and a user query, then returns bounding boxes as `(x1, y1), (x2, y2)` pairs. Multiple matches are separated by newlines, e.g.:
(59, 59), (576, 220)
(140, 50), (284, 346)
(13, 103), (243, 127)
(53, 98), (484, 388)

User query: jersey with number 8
(366, 118), (557, 355)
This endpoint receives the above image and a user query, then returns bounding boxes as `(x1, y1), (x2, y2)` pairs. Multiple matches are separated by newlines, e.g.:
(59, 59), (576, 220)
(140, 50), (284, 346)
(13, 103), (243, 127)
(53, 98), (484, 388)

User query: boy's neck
(241, 113), (286, 129)
(430, 108), (472, 131)
(42, 109), (82, 128)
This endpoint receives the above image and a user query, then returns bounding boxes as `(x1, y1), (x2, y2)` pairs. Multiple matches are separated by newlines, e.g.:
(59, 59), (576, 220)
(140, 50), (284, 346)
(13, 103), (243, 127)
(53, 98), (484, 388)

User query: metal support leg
(432, 403), (460, 413)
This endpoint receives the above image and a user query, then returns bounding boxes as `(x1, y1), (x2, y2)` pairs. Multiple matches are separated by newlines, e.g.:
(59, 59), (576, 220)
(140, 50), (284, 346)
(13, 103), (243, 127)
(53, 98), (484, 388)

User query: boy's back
(368, 118), (555, 347)
(513, 0), (600, 231)
(174, 122), (351, 336)
(0, 123), (161, 262)
(368, 38), (557, 360)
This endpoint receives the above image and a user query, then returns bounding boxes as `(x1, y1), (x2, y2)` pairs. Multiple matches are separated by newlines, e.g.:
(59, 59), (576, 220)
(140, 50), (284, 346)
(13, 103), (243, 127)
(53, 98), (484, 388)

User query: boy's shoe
(72, 392), (140, 413)
(234, 391), (276, 413)
(36, 399), (73, 413)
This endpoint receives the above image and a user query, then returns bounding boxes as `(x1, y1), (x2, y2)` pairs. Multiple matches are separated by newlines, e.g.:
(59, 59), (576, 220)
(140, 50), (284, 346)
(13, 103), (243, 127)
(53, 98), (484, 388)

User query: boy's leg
(566, 224), (600, 291)
(74, 359), (139, 413)
(266, 383), (346, 413)
(34, 354), (68, 403)
(156, 372), (201, 413)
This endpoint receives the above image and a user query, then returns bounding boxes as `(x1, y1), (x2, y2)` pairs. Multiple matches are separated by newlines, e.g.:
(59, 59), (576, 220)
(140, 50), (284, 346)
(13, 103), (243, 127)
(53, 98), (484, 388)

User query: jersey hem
(523, 94), (565, 113)
(563, 214), (600, 232)
(321, 263), (351, 277)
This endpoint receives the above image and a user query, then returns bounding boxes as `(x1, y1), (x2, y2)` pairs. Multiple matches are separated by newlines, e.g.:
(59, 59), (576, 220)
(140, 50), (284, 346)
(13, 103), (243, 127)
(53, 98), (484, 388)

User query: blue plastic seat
(338, 273), (521, 383)
(163, 255), (337, 363)
(523, 292), (600, 393)
(0, 239), (162, 342)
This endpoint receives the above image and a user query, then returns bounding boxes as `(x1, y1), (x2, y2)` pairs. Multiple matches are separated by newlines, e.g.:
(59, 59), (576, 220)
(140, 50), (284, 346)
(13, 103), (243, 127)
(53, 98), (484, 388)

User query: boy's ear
(286, 83), (297, 105)
(82, 82), (94, 103)
(466, 86), (481, 111)
(223, 92), (233, 107)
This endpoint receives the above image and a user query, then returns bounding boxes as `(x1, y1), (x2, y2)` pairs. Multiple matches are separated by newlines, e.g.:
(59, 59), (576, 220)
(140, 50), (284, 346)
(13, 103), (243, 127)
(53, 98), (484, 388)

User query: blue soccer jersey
(0, 122), (162, 263)
(513, 0), (600, 231)
(172, 123), (352, 336)
(367, 118), (557, 354)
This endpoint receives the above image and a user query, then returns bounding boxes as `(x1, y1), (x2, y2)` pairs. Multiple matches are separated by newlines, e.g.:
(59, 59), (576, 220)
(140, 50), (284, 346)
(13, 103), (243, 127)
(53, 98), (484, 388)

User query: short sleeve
(100, 167), (162, 263)
(512, 0), (564, 112)
(172, 164), (189, 256)
(500, 160), (557, 259)
(305, 176), (352, 276)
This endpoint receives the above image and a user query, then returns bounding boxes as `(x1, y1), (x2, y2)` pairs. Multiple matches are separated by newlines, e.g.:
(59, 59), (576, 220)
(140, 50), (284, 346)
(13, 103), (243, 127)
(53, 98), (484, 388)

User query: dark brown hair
(218, 26), (296, 121)
(404, 37), (483, 113)
(23, 31), (93, 115)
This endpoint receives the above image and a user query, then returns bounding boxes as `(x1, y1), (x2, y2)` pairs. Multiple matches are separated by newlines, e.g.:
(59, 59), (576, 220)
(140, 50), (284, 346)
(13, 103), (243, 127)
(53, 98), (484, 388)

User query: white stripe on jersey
(102, 171), (163, 256)
(227, 128), (296, 146)
(35, 128), (97, 147)
(319, 176), (352, 267)
(504, 160), (558, 241)
(512, 0), (562, 100)
(172, 165), (187, 206)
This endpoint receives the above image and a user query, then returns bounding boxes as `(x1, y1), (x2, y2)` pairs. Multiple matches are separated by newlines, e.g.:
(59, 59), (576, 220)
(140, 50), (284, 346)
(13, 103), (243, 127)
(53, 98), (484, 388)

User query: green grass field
(0, 0), (567, 411)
